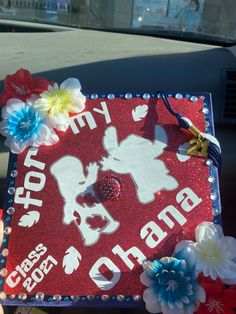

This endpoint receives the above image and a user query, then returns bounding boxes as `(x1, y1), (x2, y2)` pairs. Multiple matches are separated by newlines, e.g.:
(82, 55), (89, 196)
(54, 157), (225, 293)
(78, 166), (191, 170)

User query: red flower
(0, 68), (51, 105)
(195, 275), (236, 314)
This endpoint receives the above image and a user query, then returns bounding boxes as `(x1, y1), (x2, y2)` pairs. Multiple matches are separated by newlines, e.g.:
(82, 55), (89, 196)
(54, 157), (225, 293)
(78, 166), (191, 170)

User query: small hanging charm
(187, 137), (209, 157)
(187, 124), (209, 157)
(186, 121), (221, 167)
(159, 92), (222, 169)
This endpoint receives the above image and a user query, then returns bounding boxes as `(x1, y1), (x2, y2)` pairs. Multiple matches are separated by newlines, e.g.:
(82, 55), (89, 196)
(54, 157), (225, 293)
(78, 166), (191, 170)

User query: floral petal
(69, 96), (86, 113)
(221, 276), (236, 285)
(49, 113), (69, 132)
(140, 271), (153, 287)
(60, 78), (82, 91)
(10, 139), (27, 154)
(209, 267), (218, 280)
(202, 265), (210, 277)
(2, 99), (25, 118)
(174, 240), (195, 255)
(213, 264), (229, 280)
(6, 98), (25, 107)
(44, 130), (59, 146)
(31, 77), (51, 93)
(27, 94), (41, 103)
(38, 123), (50, 140)
(15, 68), (32, 83)
(34, 98), (52, 112)
(185, 304), (197, 314)
(222, 236), (236, 259)
(196, 284), (206, 303)
(0, 91), (12, 106)
(161, 305), (183, 314)
(4, 68), (31, 97)
(143, 288), (162, 314)
(195, 222), (220, 243)
(174, 246), (196, 270)
(220, 260), (236, 284)
(4, 68), (31, 93)
(71, 88), (86, 99)
(30, 123), (57, 147)
(213, 223), (225, 239)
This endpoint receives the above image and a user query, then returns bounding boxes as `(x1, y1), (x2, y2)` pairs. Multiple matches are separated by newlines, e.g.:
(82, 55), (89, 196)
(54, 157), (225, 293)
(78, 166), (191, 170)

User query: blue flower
(7, 103), (43, 142)
(140, 255), (206, 314)
(0, 98), (59, 154)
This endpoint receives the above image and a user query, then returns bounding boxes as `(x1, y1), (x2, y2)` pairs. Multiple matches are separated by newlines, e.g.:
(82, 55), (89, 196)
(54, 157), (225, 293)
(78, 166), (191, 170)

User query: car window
(0, 0), (235, 44)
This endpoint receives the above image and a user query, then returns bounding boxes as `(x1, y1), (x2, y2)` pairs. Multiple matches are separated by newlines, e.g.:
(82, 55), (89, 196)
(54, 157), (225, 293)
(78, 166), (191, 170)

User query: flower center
(165, 280), (178, 292)
(160, 257), (174, 263)
(197, 240), (225, 266)
(19, 119), (31, 129)
(206, 299), (224, 313)
(7, 106), (43, 143)
(46, 89), (73, 114)
(11, 83), (27, 96)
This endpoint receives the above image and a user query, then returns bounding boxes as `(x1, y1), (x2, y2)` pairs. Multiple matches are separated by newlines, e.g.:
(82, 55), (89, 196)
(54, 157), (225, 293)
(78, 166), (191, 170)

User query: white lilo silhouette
(50, 156), (120, 247)
(101, 124), (178, 204)
(50, 124), (178, 246)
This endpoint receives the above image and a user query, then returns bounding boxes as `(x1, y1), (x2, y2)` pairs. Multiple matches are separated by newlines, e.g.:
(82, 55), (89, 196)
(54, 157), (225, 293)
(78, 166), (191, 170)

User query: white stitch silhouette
(101, 125), (178, 204)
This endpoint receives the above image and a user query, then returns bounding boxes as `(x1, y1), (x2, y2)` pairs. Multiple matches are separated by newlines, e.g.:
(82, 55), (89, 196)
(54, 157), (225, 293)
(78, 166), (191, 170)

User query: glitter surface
(2, 95), (217, 298)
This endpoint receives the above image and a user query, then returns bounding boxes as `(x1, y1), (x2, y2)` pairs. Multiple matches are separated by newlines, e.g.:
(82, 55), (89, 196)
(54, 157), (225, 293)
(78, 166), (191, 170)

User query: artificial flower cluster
(0, 68), (86, 153)
(141, 222), (236, 314)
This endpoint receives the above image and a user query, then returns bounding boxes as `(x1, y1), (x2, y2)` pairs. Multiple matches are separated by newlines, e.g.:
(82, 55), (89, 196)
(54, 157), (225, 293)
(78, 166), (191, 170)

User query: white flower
(34, 78), (86, 131)
(174, 222), (236, 284)
(0, 98), (59, 154)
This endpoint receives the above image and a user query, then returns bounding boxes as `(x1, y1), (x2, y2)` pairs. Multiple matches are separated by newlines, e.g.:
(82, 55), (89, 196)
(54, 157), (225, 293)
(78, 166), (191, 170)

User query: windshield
(0, 0), (235, 44)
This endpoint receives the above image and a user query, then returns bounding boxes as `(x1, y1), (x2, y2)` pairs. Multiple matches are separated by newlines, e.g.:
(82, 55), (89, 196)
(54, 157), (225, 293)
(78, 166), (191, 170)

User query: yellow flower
(35, 78), (86, 131)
